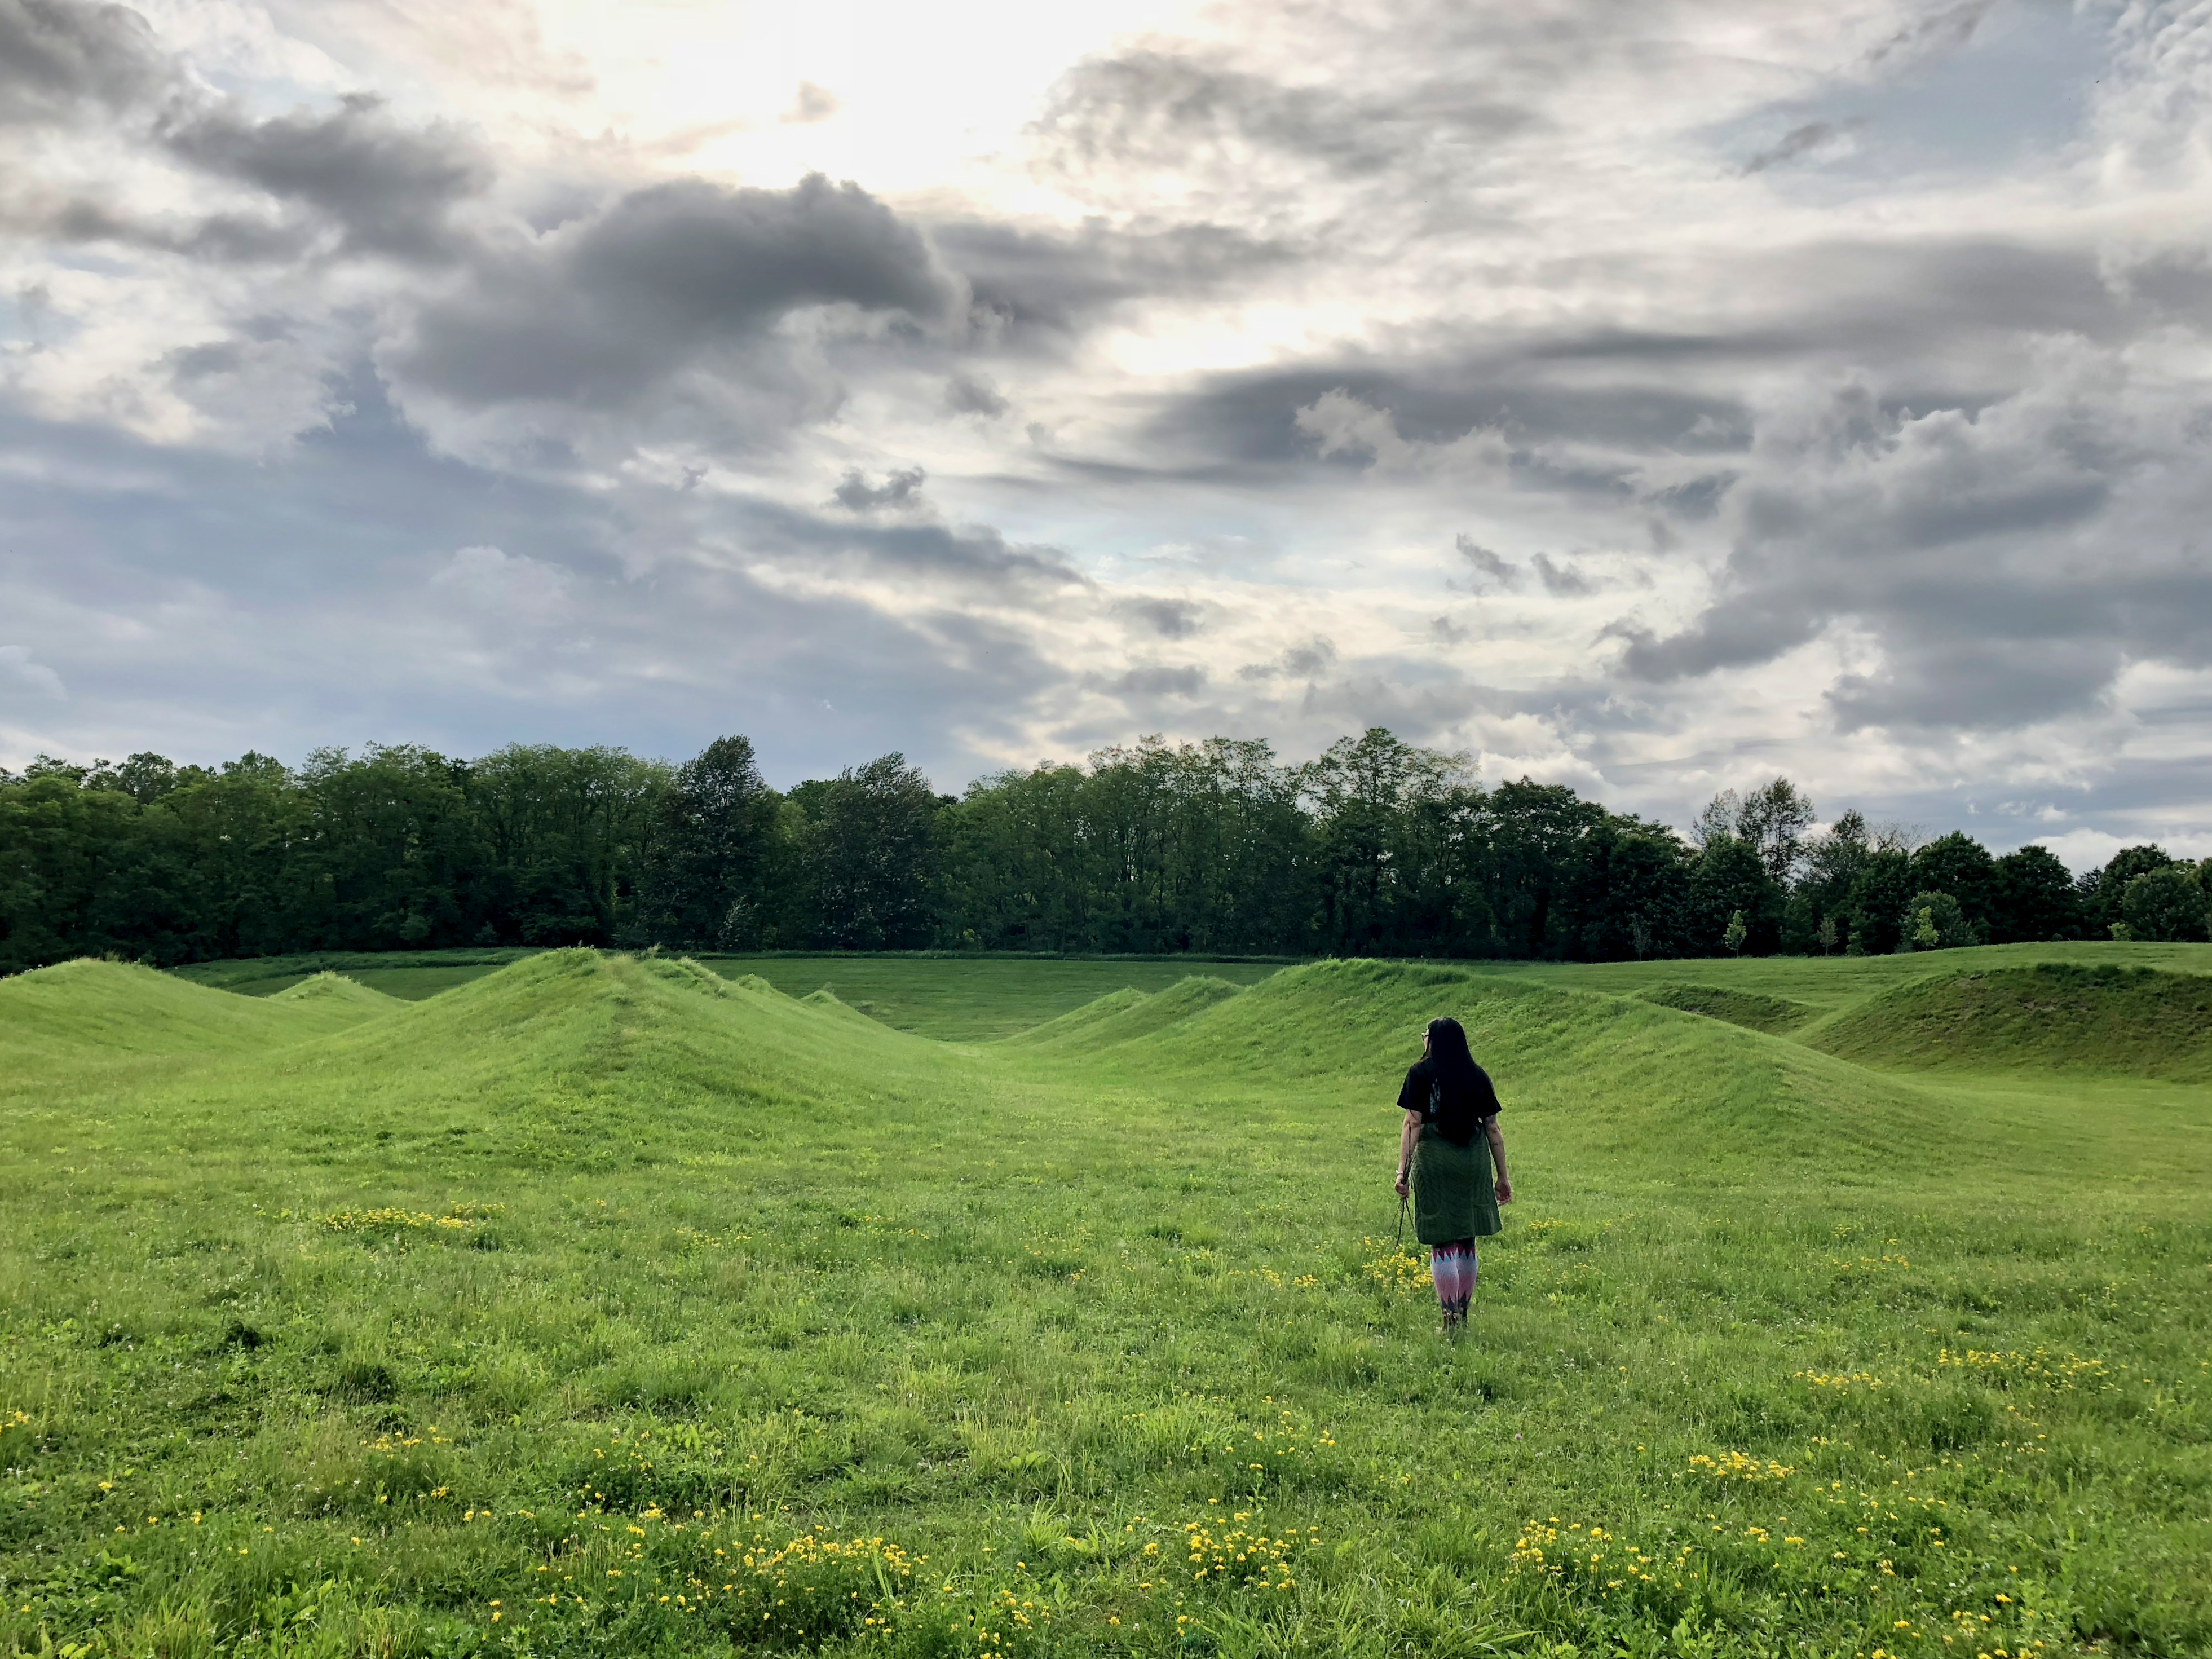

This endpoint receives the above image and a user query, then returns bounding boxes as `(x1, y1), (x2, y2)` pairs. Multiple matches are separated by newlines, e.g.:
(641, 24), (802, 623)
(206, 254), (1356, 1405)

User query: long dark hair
(1427, 1016), (1480, 1094)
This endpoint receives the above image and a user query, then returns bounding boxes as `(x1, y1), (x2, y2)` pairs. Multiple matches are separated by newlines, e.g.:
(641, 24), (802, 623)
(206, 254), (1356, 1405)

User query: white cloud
(429, 545), (572, 621)
(1292, 390), (1511, 480)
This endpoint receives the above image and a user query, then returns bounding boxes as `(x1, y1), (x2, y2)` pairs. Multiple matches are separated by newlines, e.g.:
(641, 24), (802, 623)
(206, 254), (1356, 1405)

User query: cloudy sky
(2, 0), (2209, 862)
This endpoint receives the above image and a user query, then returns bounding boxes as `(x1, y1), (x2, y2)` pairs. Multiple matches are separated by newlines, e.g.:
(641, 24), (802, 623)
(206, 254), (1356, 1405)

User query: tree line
(2, 729), (2204, 974)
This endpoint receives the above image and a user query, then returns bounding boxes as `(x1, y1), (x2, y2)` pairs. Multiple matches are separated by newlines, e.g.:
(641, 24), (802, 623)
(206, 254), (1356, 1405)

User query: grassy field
(3, 947), (2207, 1658)
(170, 954), (1293, 1042)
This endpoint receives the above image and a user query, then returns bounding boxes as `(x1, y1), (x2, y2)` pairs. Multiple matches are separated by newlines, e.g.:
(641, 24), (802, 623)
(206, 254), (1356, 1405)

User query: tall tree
(1843, 849), (1918, 955)
(639, 736), (785, 948)
(1302, 729), (1471, 955)
(292, 746), (489, 950)
(1783, 809), (1869, 954)
(1559, 816), (1692, 961)
(1733, 778), (1817, 884)
(1480, 780), (1605, 958)
(2081, 845), (2173, 936)
(1688, 833), (1782, 955)
(1989, 845), (2081, 943)
(0, 769), (195, 970)
(471, 745), (669, 946)
(792, 754), (943, 950)
(165, 753), (303, 959)
(1910, 832), (1999, 939)
(2119, 866), (2207, 942)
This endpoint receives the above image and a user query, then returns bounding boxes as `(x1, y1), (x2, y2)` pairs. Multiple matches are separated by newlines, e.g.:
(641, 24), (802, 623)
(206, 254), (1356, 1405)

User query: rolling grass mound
(0, 957), (396, 1062)
(213, 949), (975, 1169)
(267, 969), (407, 1013)
(997, 986), (1148, 1047)
(1003, 976), (1245, 1051)
(1059, 959), (1947, 1175)
(1635, 982), (1816, 1033)
(798, 986), (889, 1028)
(1807, 961), (2212, 1079)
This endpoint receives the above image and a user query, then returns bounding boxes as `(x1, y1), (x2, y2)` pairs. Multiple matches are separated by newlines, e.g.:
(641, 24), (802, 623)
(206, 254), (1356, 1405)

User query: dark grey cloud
(1610, 374), (2212, 731)
(1147, 359), (1742, 476)
(0, 0), (164, 125)
(1610, 598), (1821, 682)
(1454, 535), (1518, 589)
(1741, 120), (1858, 174)
(1117, 233), (2132, 507)
(0, 376), (1075, 781)
(1864, 0), (1993, 67)
(1238, 636), (1337, 682)
(729, 495), (1085, 597)
(1110, 664), (1206, 697)
(395, 175), (957, 408)
(935, 218), (1297, 344)
(1121, 597), (1206, 638)
(944, 372), (1009, 417)
(162, 94), (491, 263)
(0, 6), (491, 268)
(1826, 636), (2122, 732)
(1531, 553), (1593, 597)
(831, 466), (926, 512)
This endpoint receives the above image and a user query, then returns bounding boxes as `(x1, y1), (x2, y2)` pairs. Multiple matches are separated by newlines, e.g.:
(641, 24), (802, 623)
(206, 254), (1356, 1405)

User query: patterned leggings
(1430, 1238), (1478, 1317)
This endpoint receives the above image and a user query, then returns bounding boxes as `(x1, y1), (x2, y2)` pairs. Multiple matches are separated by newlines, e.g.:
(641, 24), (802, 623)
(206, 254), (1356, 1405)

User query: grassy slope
(0, 959), (395, 1070)
(172, 951), (1291, 1039)
(1, 951), (2206, 1659)
(1632, 983), (1816, 1033)
(703, 956), (1286, 1041)
(1004, 978), (1247, 1052)
(170, 950), (539, 996)
(1459, 939), (2212, 1015)
(1806, 963), (2212, 1080)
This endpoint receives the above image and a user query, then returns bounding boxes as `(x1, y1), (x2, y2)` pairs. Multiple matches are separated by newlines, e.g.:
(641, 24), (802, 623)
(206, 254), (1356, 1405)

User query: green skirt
(1411, 1126), (1502, 1245)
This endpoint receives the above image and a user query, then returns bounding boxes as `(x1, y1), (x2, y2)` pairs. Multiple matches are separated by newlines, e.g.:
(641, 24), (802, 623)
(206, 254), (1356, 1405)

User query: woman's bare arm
(1486, 1117), (1512, 1204)
(1394, 1109), (1420, 1198)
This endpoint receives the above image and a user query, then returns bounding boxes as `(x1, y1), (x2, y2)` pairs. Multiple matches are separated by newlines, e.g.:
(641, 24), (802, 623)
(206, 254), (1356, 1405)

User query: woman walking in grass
(1393, 1016), (1512, 1330)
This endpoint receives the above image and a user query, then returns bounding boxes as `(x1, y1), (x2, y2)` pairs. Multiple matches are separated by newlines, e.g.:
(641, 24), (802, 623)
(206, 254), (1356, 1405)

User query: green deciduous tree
(1910, 832), (1998, 938)
(2120, 865), (2208, 942)
(1990, 844), (2082, 943)
(1898, 889), (1975, 951)
(1843, 849), (1917, 956)
(1689, 835), (1781, 955)
(791, 754), (944, 950)
(473, 745), (669, 946)
(1560, 816), (1692, 962)
(639, 736), (784, 948)
(2081, 845), (2173, 936)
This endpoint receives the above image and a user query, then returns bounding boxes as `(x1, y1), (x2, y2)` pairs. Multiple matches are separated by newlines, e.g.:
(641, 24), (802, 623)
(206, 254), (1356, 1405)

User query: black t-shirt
(1396, 1057), (1502, 1148)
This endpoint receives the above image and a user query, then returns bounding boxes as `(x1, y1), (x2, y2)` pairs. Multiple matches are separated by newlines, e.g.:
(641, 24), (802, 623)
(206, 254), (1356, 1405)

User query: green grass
(703, 957), (1288, 1043)
(170, 950), (540, 998)
(1451, 940), (2212, 1016)
(1631, 983), (1816, 1034)
(1807, 964), (2212, 1080)
(2, 948), (2207, 1659)
(172, 951), (1290, 1039)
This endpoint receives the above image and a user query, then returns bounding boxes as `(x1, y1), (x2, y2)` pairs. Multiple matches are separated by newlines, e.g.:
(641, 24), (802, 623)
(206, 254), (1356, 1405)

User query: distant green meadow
(3, 946), (2209, 1657)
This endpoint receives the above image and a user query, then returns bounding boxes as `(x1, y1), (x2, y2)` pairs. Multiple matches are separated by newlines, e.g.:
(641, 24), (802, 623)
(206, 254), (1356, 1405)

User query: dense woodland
(2, 729), (2204, 974)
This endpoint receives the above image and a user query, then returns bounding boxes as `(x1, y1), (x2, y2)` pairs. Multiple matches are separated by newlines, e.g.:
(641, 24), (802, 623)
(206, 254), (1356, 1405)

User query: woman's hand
(1494, 1176), (1513, 1204)
(1394, 1167), (1410, 1199)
